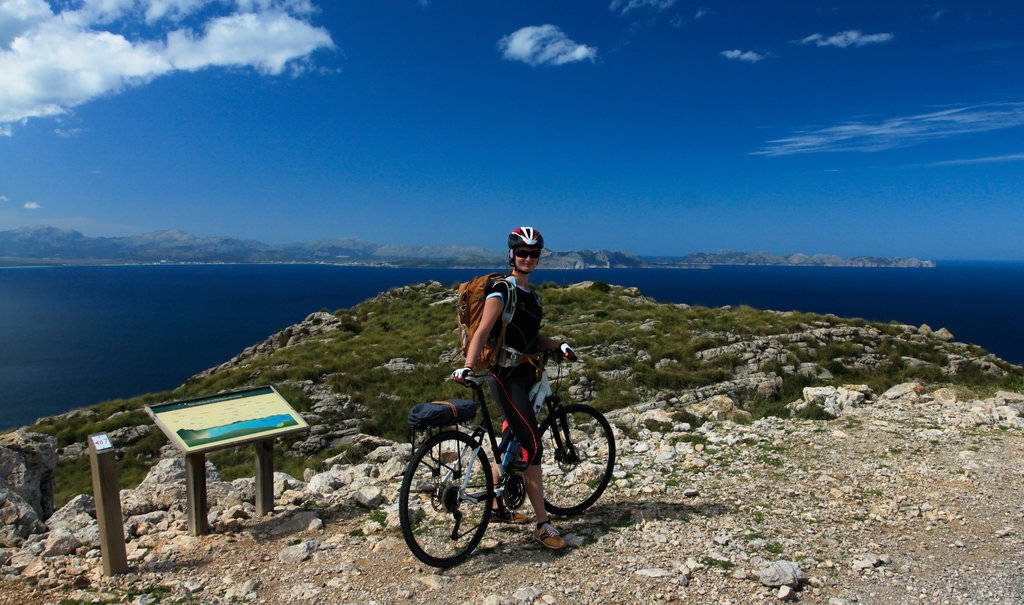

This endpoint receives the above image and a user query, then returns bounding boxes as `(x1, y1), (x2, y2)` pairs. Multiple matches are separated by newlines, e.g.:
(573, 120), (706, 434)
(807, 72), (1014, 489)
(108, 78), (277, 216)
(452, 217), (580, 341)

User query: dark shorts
(487, 364), (542, 465)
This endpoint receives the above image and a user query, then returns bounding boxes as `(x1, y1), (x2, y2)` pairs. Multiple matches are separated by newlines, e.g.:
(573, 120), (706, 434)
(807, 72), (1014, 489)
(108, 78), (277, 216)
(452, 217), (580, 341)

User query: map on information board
(146, 386), (308, 454)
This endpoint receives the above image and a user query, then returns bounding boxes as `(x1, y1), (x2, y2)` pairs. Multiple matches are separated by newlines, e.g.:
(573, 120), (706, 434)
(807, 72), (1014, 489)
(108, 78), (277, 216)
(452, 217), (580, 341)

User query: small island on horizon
(0, 225), (936, 269)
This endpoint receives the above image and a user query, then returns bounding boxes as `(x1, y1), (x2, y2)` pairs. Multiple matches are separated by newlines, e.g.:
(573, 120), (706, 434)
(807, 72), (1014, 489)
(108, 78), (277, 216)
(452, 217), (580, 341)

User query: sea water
(2, 262), (1021, 429)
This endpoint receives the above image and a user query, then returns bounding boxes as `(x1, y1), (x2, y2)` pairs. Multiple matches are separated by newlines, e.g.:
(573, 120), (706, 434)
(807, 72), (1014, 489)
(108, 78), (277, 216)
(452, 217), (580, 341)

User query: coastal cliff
(2, 281), (1021, 604)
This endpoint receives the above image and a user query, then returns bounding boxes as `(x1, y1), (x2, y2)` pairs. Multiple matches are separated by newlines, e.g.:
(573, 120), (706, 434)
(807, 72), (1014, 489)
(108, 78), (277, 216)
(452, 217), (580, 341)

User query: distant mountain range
(0, 226), (936, 268)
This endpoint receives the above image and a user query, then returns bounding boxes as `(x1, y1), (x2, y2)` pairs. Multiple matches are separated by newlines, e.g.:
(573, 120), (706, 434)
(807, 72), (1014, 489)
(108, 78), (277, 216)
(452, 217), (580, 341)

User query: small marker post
(87, 433), (128, 575)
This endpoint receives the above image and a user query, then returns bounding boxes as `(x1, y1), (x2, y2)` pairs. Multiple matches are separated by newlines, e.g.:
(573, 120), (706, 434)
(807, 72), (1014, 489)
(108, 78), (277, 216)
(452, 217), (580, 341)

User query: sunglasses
(514, 249), (542, 259)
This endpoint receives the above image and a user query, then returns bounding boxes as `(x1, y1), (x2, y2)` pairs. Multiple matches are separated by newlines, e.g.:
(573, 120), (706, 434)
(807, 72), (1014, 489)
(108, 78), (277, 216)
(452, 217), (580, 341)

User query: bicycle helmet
(508, 226), (544, 250)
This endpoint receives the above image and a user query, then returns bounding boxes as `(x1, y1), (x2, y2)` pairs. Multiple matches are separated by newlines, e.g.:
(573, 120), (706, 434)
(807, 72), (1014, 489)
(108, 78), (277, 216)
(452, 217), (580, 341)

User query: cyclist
(452, 226), (577, 550)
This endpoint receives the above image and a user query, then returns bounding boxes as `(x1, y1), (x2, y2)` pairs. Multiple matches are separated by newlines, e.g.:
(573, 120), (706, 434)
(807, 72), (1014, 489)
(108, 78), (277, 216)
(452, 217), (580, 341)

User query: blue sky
(1, 1), (1022, 260)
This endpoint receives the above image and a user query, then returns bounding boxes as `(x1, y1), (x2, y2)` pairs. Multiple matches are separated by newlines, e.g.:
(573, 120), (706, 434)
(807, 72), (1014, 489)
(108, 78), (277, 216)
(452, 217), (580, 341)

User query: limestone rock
(41, 527), (80, 557)
(107, 424), (154, 447)
(639, 409), (674, 431)
(266, 510), (322, 538)
(0, 487), (45, 546)
(225, 579), (259, 601)
(800, 385), (871, 416)
(364, 443), (411, 464)
(880, 382), (923, 402)
(0, 430), (58, 519)
(852, 552), (884, 571)
(685, 394), (751, 422)
(353, 486), (384, 509)
(381, 358), (416, 373)
(120, 458), (236, 517)
(756, 560), (803, 587)
(279, 539), (320, 563)
(273, 472), (306, 498)
(46, 494), (98, 544)
(307, 470), (346, 495)
(931, 387), (958, 407)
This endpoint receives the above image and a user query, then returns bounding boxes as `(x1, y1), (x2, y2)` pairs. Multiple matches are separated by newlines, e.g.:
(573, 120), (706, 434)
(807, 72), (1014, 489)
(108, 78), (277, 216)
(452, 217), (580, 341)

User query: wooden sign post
(254, 438), (275, 516)
(146, 386), (309, 536)
(87, 433), (128, 575)
(185, 454), (209, 536)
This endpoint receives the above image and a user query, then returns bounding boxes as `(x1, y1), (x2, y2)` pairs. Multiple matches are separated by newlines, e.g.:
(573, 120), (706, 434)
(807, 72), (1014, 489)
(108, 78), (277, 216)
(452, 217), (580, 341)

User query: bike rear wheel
(399, 430), (493, 568)
(540, 404), (616, 516)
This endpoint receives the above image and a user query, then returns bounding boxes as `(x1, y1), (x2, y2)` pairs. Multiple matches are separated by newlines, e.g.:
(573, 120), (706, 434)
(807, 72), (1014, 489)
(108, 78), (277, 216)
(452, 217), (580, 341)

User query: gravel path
(3, 387), (1024, 604)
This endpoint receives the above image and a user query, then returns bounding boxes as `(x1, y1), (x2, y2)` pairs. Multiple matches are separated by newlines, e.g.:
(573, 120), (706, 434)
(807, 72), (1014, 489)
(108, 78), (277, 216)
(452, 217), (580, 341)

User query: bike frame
(456, 368), (568, 506)
(459, 376), (508, 503)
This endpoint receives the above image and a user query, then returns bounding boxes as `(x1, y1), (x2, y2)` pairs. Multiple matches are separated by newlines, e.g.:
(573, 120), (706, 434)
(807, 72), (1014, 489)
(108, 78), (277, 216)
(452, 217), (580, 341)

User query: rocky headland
(2, 281), (1021, 604)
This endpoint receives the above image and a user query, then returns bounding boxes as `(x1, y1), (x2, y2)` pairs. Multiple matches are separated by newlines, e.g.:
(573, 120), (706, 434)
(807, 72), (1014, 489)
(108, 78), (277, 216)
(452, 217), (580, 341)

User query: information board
(146, 386), (308, 454)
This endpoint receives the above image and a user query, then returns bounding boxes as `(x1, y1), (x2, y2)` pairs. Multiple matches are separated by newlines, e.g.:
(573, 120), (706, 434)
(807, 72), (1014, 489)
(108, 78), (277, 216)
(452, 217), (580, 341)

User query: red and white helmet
(508, 226), (544, 249)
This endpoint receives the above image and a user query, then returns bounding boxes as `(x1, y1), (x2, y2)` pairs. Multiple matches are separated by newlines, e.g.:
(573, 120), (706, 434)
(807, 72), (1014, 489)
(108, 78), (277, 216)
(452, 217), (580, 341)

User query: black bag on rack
(407, 399), (479, 428)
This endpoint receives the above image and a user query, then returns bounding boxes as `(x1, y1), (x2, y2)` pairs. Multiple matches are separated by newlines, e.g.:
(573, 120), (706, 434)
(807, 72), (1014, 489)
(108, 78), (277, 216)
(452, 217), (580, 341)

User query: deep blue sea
(2, 262), (1022, 430)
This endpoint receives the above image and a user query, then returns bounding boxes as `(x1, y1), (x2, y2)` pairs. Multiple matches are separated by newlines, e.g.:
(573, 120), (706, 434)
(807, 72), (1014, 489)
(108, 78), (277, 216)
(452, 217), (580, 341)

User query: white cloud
(609, 0), (677, 15)
(797, 30), (894, 48)
(721, 49), (764, 63)
(754, 103), (1024, 156)
(24, 201), (40, 209)
(920, 153), (1024, 167)
(0, 0), (334, 126)
(498, 25), (596, 67)
(0, 195), (8, 202)
(165, 11), (332, 74)
(0, 0), (50, 47)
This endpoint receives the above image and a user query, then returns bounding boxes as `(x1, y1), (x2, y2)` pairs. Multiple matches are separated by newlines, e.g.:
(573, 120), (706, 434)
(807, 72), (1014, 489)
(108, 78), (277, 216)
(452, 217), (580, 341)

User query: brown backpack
(455, 273), (517, 370)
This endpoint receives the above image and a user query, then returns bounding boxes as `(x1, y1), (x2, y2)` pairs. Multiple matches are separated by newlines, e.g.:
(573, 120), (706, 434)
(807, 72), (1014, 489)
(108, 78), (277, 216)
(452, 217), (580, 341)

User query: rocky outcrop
(0, 488), (46, 547)
(788, 384), (873, 416)
(195, 311), (343, 377)
(0, 431), (57, 546)
(0, 431), (57, 520)
(119, 458), (240, 518)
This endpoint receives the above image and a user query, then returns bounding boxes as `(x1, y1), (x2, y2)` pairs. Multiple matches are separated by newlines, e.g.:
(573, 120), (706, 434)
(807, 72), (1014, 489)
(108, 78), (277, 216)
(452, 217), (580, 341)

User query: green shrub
(797, 404), (835, 421)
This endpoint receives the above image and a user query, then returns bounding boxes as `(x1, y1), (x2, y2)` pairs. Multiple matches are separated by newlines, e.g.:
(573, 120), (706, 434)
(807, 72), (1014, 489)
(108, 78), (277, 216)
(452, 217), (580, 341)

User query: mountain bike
(398, 356), (616, 568)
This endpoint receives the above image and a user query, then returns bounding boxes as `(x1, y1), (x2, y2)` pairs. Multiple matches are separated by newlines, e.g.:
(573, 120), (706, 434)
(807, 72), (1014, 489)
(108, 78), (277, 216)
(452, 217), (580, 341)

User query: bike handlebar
(465, 375), (489, 386)
(454, 347), (575, 387)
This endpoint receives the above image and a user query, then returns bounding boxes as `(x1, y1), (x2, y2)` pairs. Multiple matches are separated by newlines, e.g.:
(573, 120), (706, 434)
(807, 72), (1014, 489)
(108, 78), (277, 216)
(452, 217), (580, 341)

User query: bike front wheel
(539, 404), (616, 516)
(398, 430), (493, 568)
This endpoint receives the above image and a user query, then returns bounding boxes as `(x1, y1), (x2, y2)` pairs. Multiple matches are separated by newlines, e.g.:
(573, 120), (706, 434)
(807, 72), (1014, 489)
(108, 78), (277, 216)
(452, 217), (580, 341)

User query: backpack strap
(492, 276), (518, 324)
(492, 277), (517, 366)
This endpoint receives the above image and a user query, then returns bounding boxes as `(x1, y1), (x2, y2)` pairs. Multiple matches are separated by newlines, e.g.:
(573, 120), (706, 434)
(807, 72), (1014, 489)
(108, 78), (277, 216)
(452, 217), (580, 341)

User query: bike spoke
(399, 431), (493, 567)
(540, 405), (616, 516)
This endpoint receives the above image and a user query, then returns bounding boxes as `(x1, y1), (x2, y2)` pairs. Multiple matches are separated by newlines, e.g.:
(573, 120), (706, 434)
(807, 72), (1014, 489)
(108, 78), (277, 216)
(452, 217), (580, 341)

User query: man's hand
(559, 342), (577, 362)
(451, 366), (474, 383)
